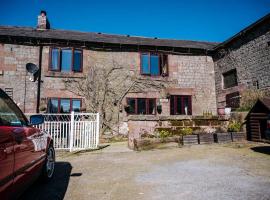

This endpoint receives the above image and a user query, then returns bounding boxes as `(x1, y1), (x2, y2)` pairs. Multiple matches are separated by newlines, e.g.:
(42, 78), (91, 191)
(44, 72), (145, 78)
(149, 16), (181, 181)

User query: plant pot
(217, 108), (225, 115)
(224, 107), (231, 115)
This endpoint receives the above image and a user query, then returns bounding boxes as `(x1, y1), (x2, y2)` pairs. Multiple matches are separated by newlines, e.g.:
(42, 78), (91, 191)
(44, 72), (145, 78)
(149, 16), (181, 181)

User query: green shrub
(227, 121), (241, 132)
(159, 130), (172, 139)
(180, 127), (193, 135)
(237, 89), (268, 111)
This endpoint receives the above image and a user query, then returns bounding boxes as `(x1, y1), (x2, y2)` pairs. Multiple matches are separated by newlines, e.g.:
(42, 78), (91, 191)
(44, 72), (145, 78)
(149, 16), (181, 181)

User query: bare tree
(63, 54), (171, 134)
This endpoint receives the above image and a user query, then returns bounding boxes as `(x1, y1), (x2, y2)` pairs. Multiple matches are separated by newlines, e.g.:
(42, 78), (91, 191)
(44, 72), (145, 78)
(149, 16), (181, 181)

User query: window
(61, 49), (72, 72)
(226, 92), (240, 110)
(140, 53), (168, 76)
(0, 89), (28, 126)
(47, 98), (82, 113)
(170, 95), (192, 115)
(223, 69), (238, 89)
(50, 48), (83, 72)
(126, 98), (156, 115)
(51, 48), (60, 71)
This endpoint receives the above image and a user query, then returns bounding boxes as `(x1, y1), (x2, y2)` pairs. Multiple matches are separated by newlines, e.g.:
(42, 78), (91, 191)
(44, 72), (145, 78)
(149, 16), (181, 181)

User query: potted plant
(217, 107), (225, 115)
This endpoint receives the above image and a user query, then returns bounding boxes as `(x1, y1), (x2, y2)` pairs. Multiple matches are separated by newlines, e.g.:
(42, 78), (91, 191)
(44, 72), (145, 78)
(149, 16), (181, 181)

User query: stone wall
(0, 44), (39, 113)
(0, 43), (217, 135)
(213, 22), (270, 108)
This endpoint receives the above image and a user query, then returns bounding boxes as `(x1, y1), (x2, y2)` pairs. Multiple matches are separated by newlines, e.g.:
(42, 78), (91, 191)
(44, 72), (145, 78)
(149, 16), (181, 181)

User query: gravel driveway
(21, 142), (270, 200)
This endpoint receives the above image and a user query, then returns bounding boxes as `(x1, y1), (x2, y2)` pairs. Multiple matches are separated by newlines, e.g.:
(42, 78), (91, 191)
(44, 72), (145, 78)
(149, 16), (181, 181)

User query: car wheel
(41, 144), (55, 182)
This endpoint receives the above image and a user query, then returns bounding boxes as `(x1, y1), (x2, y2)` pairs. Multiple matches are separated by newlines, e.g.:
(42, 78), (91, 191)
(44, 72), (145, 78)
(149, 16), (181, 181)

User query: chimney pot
(37, 10), (50, 30)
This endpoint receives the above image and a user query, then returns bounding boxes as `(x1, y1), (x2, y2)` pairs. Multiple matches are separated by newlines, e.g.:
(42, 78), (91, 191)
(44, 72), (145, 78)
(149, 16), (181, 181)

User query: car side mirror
(30, 115), (44, 125)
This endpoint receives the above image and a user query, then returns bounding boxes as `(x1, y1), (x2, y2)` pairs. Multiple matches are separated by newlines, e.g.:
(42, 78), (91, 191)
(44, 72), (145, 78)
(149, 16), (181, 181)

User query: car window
(0, 90), (28, 127)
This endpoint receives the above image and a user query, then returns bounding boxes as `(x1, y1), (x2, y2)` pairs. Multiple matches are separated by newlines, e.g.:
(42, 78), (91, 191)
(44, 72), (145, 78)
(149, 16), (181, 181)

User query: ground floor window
(170, 95), (192, 115)
(47, 98), (81, 113)
(126, 98), (156, 115)
(225, 92), (240, 110)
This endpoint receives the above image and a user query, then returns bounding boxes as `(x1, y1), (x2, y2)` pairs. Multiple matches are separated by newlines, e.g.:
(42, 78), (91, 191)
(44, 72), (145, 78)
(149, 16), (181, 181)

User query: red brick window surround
(140, 53), (168, 77)
(49, 47), (83, 73)
(170, 95), (192, 115)
(126, 98), (156, 115)
(47, 98), (82, 113)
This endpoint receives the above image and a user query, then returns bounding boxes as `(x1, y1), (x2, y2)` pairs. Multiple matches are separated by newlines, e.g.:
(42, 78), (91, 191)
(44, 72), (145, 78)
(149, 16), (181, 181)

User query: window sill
(139, 75), (169, 81)
(127, 115), (193, 121)
(45, 71), (85, 78)
(222, 85), (238, 90)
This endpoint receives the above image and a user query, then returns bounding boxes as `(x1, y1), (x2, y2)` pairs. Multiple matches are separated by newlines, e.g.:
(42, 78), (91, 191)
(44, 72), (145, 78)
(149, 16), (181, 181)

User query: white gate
(26, 112), (100, 152)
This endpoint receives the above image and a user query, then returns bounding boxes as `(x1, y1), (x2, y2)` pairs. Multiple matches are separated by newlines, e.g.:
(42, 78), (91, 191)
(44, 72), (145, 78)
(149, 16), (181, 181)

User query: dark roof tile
(0, 26), (219, 50)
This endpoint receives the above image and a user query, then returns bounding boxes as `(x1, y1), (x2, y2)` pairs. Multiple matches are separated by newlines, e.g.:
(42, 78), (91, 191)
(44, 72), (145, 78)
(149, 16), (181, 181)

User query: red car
(0, 89), (55, 200)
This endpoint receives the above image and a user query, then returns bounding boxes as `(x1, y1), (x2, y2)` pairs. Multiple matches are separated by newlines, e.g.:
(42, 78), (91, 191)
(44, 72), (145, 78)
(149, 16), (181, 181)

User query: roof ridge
(0, 25), (219, 45)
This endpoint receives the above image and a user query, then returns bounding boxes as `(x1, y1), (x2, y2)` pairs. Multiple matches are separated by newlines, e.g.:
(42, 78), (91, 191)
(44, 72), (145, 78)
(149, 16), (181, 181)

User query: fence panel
(25, 112), (100, 151)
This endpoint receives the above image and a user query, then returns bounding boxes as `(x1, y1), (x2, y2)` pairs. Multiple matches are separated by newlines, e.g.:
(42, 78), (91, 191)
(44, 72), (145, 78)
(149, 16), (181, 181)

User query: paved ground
(21, 142), (270, 200)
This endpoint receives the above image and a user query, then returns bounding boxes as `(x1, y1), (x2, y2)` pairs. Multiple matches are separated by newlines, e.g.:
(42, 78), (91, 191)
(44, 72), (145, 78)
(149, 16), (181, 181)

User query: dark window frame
(222, 69), (238, 89)
(140, 52), (168, 77)
(49, 47), (83, 73)
(225, 92), (240, 110)
(47, 98), (82, 113)
(170, 95), (192, 115)
(126, 98), (156, 115)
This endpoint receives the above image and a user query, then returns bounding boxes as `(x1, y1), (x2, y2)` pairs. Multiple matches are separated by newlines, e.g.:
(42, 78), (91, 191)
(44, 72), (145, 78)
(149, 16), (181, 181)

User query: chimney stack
(37, 10), (50, 30)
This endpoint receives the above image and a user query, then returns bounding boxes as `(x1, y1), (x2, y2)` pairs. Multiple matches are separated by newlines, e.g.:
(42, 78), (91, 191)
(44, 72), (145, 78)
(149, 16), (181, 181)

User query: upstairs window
(170, 95), (192, 115)
(47, 98), (82, 113)
(140, 53), (168, 76)
(50, 48), (83, 72)
(126, 98), (156, 115)
(223, 69), (238, 89)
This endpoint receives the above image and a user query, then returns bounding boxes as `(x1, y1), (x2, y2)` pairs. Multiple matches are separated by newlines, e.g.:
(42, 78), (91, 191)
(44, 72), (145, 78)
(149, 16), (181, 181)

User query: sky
(0, 0), (269, 42)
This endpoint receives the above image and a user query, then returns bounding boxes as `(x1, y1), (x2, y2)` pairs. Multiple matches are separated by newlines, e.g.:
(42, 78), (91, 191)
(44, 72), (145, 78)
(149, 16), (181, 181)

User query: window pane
(60, 99), (70, 113)
(150, 54), (159, 76)
(223, 69), (237, 89)
(51, 48), (59, 70)
(74, 50), (82, 72)
(141, 54), (150, 74)
(137, 98), (146, 114)
(127, 98), (135, 114)
(176, 97), (182, 115)
(183, 97), (189, 115)
(48, 99), (58, 113)
(148, 99), (156, 114)
(61, 49), (72, 72)
(72, 100), (81, 112)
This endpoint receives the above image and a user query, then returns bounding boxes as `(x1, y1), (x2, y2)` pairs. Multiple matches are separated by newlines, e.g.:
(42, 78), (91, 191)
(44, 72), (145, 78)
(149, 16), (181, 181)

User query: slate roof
(0, 26), (218, 50)
(260, 97), (270, 111)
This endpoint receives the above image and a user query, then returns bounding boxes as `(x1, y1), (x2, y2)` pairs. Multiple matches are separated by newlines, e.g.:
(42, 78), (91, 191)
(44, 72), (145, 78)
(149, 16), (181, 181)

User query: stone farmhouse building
(0, 12), (269, 138)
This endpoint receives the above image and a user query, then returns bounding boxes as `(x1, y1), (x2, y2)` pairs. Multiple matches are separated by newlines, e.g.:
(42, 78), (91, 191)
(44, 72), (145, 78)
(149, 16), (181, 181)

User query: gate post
(69, 111), (75, 152)
(96, 113), (100, 148)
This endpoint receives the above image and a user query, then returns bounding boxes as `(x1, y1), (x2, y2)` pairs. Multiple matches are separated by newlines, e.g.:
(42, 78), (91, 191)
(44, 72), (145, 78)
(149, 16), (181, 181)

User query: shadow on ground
(251, 146), (270, 155)
(20, 162), (72, 200)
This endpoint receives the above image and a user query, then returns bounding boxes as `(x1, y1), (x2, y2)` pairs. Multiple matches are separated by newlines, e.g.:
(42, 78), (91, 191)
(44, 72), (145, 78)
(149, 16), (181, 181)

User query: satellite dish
(26, 63), (39, 82)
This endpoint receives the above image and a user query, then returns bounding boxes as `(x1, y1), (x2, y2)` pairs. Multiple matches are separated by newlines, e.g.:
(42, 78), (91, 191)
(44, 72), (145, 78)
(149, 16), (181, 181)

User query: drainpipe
(36, 45), (43, 113)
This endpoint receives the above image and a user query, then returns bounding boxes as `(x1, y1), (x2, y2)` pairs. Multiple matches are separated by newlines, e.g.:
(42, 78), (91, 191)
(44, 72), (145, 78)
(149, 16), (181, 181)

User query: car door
(0, 123), (15, 199)
(0, 89), (44, 199)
